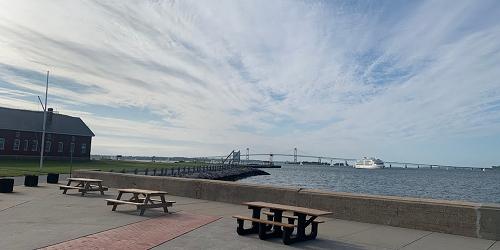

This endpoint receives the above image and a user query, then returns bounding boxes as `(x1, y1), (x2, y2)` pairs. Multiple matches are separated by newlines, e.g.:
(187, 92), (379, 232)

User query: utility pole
(38, 71), (49, 174)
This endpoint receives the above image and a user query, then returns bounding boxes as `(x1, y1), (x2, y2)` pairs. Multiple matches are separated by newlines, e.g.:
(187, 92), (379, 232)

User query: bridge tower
(269, 153), (274, 163)
(246, 148), (249, 160)
(293, 147), (297, 163)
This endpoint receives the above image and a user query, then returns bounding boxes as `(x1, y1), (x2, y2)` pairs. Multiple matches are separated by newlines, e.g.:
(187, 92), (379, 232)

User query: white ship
(354, 157), (385, 169)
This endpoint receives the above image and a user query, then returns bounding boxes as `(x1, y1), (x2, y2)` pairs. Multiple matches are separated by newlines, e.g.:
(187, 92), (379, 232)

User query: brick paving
(40, 212), (220, 250)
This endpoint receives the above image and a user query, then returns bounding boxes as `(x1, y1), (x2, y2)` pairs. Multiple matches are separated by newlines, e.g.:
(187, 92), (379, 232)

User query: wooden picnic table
(59, 177), (108, 196)
(234, 201), (332, 245)
(106, 188), (175, 216)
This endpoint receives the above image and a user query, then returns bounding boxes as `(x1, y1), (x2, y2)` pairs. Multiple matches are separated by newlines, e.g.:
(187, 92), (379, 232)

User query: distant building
(0, 107), (95, 160)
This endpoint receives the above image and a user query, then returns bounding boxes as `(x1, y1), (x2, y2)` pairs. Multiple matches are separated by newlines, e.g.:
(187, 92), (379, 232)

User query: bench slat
(232, 215), (296, 228)
(106, 199), (143, 206)
(137, 198), (176, 203)
(262, 211), (325, 223)
(59, 185), (80, 189)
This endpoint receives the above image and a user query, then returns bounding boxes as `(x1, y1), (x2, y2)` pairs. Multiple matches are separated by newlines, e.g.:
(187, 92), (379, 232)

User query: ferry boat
(354, 157), (385, 169)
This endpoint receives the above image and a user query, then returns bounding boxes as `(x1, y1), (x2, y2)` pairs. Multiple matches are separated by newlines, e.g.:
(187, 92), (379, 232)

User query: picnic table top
(117, 188), (168, 195)
(243, 201), (333, 217)
(67, 177), (103, 182)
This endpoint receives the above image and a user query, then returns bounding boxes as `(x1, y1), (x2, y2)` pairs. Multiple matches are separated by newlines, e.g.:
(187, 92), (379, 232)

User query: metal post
(39, 71), (49, 174)
(69, 148), (73, 177)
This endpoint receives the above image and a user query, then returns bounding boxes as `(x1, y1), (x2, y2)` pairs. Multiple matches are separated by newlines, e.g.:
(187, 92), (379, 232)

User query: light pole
(38, 71), (49, 174)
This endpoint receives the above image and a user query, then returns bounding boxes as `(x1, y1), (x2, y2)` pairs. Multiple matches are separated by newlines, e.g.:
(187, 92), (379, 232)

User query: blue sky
(0, 0), (499, 167)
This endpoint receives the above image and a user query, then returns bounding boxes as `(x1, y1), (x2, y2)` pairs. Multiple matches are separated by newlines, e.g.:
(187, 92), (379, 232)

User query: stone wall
(74, 170), (500, 240)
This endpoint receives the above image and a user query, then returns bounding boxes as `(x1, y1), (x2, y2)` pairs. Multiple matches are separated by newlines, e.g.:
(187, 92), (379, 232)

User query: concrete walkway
(0, 178), (498, 250)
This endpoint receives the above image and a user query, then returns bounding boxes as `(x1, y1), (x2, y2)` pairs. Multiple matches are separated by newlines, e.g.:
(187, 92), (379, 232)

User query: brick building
(0, 107), (95, 160)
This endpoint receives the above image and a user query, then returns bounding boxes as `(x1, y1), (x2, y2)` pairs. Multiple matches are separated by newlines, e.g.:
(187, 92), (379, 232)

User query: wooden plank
(232, 215), (296, 228)
(243, 201), (332, 216)
(59, 185), (80, 190)
(67, 178), (102, 182)
(262, 211), (325, 223)
(106, 199), (143, 206)
(117, 188), (167, 195)
(138, 198), (176, 203)
(263, 211), (297, 219)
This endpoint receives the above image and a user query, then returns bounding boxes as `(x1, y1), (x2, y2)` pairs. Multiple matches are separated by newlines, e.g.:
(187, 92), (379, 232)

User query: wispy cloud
(0, 0), (499, 166)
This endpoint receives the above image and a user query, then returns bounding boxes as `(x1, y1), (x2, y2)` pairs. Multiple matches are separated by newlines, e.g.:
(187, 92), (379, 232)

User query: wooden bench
(106, 199), (144, 207)
(233, 215), (296, 229)
(59, 185), (80, 190)
(262, 211), (325, 224)
(233, 215), (296, 241)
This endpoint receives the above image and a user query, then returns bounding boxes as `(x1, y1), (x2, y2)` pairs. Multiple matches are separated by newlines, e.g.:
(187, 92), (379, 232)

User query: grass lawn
(0, 159), (207, 177)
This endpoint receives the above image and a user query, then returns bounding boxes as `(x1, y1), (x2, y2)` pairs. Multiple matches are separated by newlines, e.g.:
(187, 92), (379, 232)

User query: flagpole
(39, 71), (49, 174)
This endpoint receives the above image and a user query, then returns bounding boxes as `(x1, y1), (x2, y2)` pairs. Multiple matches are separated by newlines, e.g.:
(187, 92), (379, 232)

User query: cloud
(0, 0), (499, 166)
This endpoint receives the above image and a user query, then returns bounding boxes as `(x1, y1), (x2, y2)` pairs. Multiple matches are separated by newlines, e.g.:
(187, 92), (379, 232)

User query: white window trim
(13, 139), (20, 151)
(32, 140), (38, 152)
(45, 141), (52, 153)
(58, 142), (64, 153)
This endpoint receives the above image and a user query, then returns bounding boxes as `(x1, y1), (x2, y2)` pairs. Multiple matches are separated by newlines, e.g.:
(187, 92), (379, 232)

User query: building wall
(0, 129), (92, 160)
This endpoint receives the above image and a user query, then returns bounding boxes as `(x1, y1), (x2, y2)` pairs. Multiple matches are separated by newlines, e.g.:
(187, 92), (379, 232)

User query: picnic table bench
(59, 178), (108, 196)
(233, 201), (332, 245)
(106, 188), (175, 216)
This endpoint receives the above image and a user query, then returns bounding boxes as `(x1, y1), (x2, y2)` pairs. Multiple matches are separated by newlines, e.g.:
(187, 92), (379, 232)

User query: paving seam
(397, 232), (433, 249)
(0, 200), (31, 213)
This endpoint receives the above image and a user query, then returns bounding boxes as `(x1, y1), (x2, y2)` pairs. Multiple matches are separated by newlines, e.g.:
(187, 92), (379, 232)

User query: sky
(0, 0), (499, 167)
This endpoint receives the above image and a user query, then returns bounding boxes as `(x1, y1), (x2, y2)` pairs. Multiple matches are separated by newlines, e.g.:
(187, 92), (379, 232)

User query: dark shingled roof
(0, 107), (95, 137)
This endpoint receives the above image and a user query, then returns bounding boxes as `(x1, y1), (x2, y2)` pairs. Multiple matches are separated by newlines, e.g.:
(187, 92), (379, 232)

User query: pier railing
(107, 164), (234, 176)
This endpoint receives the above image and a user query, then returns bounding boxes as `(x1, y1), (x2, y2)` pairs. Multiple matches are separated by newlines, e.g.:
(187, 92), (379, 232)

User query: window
(31, 140), (38, 151)
(70, 142), (75, 153)
(81, 143), (87, 154)
(13, 139), (20, 151)
(45, 141), (52, 153)
(23, 140), (29, 151)
(0, 138), (4, 150)
(58, 142), (64, 153)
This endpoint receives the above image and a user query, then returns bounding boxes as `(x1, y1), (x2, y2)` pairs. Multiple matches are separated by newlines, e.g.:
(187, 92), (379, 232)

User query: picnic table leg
(270, 209), (283, 237)
(97, 182), (105, 195)
(81, 182), (89, 196)
(63, 180), (72, 194)
(160, 195), (169, 213)
(250, 207), (261, 231)
(236, 206), (261, 235)
(296, 213), (307, 241)
(140, 195), (150, 215)
(112, 192), (123, 211)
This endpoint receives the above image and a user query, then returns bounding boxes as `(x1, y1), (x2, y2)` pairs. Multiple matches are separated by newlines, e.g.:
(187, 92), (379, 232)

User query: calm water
(238, 164), (500, 204)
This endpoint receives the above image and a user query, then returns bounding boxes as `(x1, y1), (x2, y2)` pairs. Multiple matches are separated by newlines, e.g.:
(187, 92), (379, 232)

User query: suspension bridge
(200, 148), (490, 170)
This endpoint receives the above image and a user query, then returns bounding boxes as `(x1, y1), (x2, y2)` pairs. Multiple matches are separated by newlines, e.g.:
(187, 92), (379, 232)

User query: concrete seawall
(74, 170), (500, 240)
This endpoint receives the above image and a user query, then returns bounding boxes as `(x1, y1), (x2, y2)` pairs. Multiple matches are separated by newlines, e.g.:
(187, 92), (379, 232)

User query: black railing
(108, 164), (234, 176)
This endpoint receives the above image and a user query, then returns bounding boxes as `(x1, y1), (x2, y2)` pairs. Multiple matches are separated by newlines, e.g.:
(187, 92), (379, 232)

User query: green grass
(0, 159), (207, 177)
